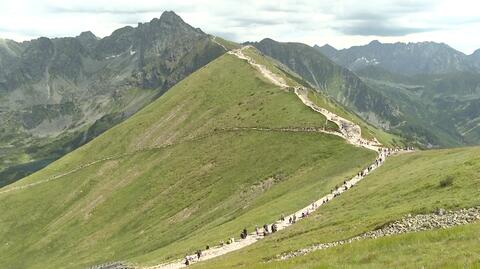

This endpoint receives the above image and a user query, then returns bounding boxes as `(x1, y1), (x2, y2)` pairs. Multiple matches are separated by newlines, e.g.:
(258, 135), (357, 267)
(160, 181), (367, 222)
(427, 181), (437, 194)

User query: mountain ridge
(315, 39), (479, 76)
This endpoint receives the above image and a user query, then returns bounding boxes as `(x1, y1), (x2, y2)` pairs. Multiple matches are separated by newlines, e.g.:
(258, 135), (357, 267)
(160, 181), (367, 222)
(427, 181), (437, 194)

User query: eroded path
(145, 47), (402, 269)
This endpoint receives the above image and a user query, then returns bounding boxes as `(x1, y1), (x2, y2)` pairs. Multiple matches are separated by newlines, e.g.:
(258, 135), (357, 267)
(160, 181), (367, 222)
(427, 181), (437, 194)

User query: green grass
(192, 146), (480, 269)
(0, 52), (377, 268)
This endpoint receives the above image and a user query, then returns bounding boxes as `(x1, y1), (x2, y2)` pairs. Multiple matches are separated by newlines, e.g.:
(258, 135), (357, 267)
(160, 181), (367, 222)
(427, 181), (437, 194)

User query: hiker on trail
(206, 245), (210, 250)
(293, 214), (297, 223)
(271, 223), (278, 233)
(240, 232), (246, 239)
(263, 224), (269, 234)
(185, 257), (190, 266)
(196, 250), (202, 260)
(240, 228), (248, 239)
(280, 214), (285, 221)
(256, 225), (260, 236)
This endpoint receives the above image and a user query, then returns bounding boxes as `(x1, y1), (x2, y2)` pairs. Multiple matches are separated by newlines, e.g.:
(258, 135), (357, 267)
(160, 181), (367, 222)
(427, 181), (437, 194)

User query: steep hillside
(193, 146), (480, 269)
(0, 49), (379, 269)
(0, 11), (225, 185)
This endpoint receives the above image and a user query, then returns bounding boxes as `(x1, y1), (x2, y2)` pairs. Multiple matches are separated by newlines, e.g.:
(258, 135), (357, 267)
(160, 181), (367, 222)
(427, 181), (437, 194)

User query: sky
(0, 0), (479, 54)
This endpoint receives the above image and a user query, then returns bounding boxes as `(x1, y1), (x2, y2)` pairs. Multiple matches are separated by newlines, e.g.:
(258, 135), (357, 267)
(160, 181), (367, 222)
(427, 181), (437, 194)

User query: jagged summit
(76, 31), (98, 40)
(315, 44), (337, 58)
(159, 10), (184, 23)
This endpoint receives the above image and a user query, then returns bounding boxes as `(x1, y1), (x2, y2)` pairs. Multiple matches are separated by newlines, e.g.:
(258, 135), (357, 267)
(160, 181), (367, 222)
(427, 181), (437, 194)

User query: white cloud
(0, 0), (479, 54)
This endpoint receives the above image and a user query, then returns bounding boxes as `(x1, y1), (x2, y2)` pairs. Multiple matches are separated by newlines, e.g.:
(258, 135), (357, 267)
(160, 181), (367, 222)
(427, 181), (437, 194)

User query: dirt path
(0, 126), (340, 196)
(144, 47), (407, 269)
(211, 36), (228, 51)
(147, 149), (401, 269)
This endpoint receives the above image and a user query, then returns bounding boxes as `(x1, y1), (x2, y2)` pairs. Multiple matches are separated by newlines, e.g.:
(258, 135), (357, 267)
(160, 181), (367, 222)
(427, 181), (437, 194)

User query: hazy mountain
(0, 11), (225, 185)
(316, 40), (479, 76)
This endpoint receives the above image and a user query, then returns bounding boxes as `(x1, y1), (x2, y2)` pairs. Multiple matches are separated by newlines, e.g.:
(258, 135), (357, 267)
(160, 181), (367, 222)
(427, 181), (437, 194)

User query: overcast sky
(1, 0), (479, 54)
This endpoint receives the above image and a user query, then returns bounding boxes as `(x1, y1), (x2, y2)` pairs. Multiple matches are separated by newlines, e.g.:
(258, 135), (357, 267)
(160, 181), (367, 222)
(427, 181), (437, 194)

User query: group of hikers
(253, 223), (279, 237)
(183, 146), (414, 266)
(184, 249), (203, 266)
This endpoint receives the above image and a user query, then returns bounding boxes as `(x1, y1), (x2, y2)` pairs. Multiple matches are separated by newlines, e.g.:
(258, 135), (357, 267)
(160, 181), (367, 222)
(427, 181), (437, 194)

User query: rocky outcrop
(276, 206), (480, 261)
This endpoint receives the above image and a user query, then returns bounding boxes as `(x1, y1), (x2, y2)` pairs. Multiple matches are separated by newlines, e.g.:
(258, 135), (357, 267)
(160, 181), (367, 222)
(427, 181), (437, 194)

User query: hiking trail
(143, 46), (408, 269)
(1, 45), (411, 269)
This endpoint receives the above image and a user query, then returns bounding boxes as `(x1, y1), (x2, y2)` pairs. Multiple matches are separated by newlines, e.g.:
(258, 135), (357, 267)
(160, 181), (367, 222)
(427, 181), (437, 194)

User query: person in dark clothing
(263, 224), (269, 234)
(240, 227), (248, 239)
(271, 223), (278, 233)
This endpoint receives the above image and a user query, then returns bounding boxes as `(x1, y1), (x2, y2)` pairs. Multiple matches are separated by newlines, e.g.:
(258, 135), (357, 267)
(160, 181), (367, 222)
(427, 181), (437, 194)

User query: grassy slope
(0, 53), (377, 268)
(193, 146), (480, 269)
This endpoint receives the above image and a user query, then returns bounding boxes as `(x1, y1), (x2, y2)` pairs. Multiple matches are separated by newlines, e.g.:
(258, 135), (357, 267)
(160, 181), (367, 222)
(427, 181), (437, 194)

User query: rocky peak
(77, 31), (98, 40)
(159, 10), (184, 24)
(315, 44), (337, 58)
(76, 31), (98, 51)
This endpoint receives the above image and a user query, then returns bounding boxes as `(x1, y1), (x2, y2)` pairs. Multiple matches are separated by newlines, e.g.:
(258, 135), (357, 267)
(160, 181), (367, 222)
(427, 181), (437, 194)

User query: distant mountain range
(315, 40), (480, 76)
(0, 11), (224, 185)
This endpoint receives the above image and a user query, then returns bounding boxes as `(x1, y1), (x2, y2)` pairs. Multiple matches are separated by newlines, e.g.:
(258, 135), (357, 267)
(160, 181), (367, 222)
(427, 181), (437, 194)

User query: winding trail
(2, 45), (411, 269)
(144, 47), (406, 269)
